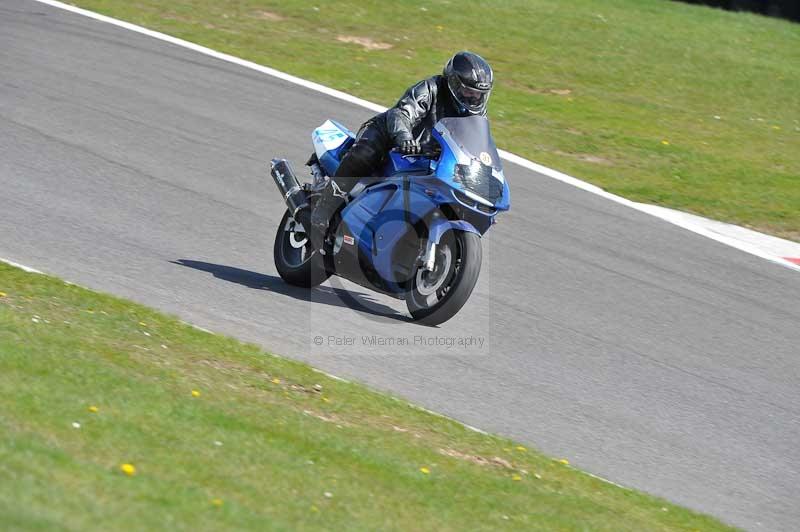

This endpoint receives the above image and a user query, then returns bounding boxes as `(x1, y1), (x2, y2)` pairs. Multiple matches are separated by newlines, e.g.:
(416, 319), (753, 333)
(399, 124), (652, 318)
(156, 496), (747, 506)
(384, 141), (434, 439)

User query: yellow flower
(191, 390), (201, 397)
(211, 498), (224, 507)
(558, 458), (569, 465)
(661, 140), (670, 145)
(515, 446), (526, 452)
(436, 25), (444, 31)
(0, 291), (7, 297)
(322, 397), (331, 403)
(138, 322), (147, 326)
(120, 463), (136, 476)
(420, 467), (430, 474)
(512, 474), (522, 481)
(271, 378), (281, 384)
(88, 405), (99, 413)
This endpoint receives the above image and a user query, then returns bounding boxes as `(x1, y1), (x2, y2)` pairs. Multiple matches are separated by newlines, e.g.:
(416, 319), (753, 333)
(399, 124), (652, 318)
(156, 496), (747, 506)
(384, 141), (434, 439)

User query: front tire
(274, 210), (330, 288)
(406, 230), (482, 326)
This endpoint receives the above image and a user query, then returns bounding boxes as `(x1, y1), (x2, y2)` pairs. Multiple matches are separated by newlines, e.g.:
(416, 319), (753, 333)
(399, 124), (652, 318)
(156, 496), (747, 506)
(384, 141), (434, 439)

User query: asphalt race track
(2, 2), (799, 529)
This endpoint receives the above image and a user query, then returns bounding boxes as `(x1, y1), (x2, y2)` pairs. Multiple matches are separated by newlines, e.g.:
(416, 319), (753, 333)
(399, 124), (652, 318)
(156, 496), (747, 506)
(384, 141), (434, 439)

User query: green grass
(0, 263), (733, 530)
(69, 0), (800, 241)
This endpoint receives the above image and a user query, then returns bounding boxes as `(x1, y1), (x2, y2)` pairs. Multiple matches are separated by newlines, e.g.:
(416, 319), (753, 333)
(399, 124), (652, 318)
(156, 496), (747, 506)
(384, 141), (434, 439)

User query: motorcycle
(269, 114), (510, 326)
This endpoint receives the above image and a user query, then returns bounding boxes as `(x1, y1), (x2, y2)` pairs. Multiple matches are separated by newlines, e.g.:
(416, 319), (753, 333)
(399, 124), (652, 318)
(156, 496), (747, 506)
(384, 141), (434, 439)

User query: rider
(306, 50), (494, 253)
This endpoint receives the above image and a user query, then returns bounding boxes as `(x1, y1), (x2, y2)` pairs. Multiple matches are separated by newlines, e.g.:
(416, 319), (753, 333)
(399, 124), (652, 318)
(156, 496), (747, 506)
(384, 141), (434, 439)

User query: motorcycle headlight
(452, 160), (503, 204)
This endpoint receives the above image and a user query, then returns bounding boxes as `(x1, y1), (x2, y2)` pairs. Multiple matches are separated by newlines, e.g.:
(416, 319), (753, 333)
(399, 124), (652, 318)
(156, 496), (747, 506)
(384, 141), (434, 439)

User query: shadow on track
(172, 259), (410, 323)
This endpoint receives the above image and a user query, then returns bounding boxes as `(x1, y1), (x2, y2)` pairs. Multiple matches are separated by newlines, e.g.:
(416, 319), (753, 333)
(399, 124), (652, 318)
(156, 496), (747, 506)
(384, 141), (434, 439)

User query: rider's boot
(306, 181), (344, 254)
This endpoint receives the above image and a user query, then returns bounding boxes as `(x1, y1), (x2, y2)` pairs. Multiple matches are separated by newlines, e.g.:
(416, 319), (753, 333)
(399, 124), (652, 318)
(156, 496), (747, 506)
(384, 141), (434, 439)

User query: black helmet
(443, 51), (493, 116)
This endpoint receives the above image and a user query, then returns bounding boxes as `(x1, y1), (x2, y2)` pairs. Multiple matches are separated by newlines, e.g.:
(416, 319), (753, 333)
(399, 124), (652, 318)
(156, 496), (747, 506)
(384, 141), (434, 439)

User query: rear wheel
(406, 230), (482, 326)
(274, 210), (330, 287)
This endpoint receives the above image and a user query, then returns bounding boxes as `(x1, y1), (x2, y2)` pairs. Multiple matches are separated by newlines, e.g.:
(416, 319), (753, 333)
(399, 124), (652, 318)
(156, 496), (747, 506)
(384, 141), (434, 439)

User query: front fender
(428, 218), (480, 244)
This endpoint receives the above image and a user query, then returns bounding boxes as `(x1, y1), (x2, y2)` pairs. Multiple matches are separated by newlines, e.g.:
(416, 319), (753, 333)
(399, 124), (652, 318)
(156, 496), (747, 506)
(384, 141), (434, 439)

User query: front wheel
(274, 210), (330, 288)
(406, 230), (482, 326)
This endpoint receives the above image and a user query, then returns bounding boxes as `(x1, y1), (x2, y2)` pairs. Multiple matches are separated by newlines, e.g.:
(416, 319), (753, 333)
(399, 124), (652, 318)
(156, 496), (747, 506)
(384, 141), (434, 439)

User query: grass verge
(68, 0), (800, 241)
(0, 262), (732, 530)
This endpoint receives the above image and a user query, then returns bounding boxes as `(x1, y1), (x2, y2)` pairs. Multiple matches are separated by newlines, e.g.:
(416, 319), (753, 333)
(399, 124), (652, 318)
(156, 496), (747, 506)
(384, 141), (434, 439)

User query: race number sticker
(343, 235), (355, 245)
(479, 151), (492, 166)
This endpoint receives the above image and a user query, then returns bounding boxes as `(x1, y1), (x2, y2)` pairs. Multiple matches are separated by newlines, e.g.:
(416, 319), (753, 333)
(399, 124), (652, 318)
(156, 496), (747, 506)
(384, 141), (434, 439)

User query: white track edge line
(0, 257), (43, 274)
(32, 0), (800, 273)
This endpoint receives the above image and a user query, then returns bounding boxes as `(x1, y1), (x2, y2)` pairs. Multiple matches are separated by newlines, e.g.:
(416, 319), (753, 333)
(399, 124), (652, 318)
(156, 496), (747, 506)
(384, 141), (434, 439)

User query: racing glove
(399, 139), (421, 155)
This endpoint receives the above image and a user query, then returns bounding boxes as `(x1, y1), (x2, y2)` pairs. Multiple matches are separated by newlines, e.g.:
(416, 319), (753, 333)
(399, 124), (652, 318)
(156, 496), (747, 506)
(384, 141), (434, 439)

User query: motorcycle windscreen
(435, 115), (501, 171)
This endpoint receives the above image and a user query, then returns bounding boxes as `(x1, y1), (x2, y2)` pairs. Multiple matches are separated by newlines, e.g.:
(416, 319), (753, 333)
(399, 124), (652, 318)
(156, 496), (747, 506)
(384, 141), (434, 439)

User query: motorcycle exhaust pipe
(270, 158), (309, 218)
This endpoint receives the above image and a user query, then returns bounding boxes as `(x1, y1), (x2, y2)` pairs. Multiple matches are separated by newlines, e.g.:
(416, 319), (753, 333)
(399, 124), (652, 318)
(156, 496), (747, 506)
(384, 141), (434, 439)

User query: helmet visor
(448, 76), (490, 113)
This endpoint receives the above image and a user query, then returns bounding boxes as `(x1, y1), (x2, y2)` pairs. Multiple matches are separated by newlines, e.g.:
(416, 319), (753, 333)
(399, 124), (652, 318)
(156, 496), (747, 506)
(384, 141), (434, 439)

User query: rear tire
(406, 230), (481, 326)
(274, 210), (330, 288)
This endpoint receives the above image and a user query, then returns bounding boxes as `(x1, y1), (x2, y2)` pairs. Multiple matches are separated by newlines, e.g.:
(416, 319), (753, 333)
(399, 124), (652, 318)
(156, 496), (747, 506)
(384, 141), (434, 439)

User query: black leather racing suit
(333, 74), (483, 190)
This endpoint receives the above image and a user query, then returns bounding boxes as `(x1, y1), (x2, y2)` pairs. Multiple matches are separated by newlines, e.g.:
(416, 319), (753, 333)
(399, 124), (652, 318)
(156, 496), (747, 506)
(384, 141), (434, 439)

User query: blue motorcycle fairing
(309, 115), (508, 297)
(383, 151), (432, 176)
(312, 119), (355, 176)
(427, 218), (480, 244)
(334, 174), (486, 294)
(337, 177), (431, 293)
(429, 124), (510, 212)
